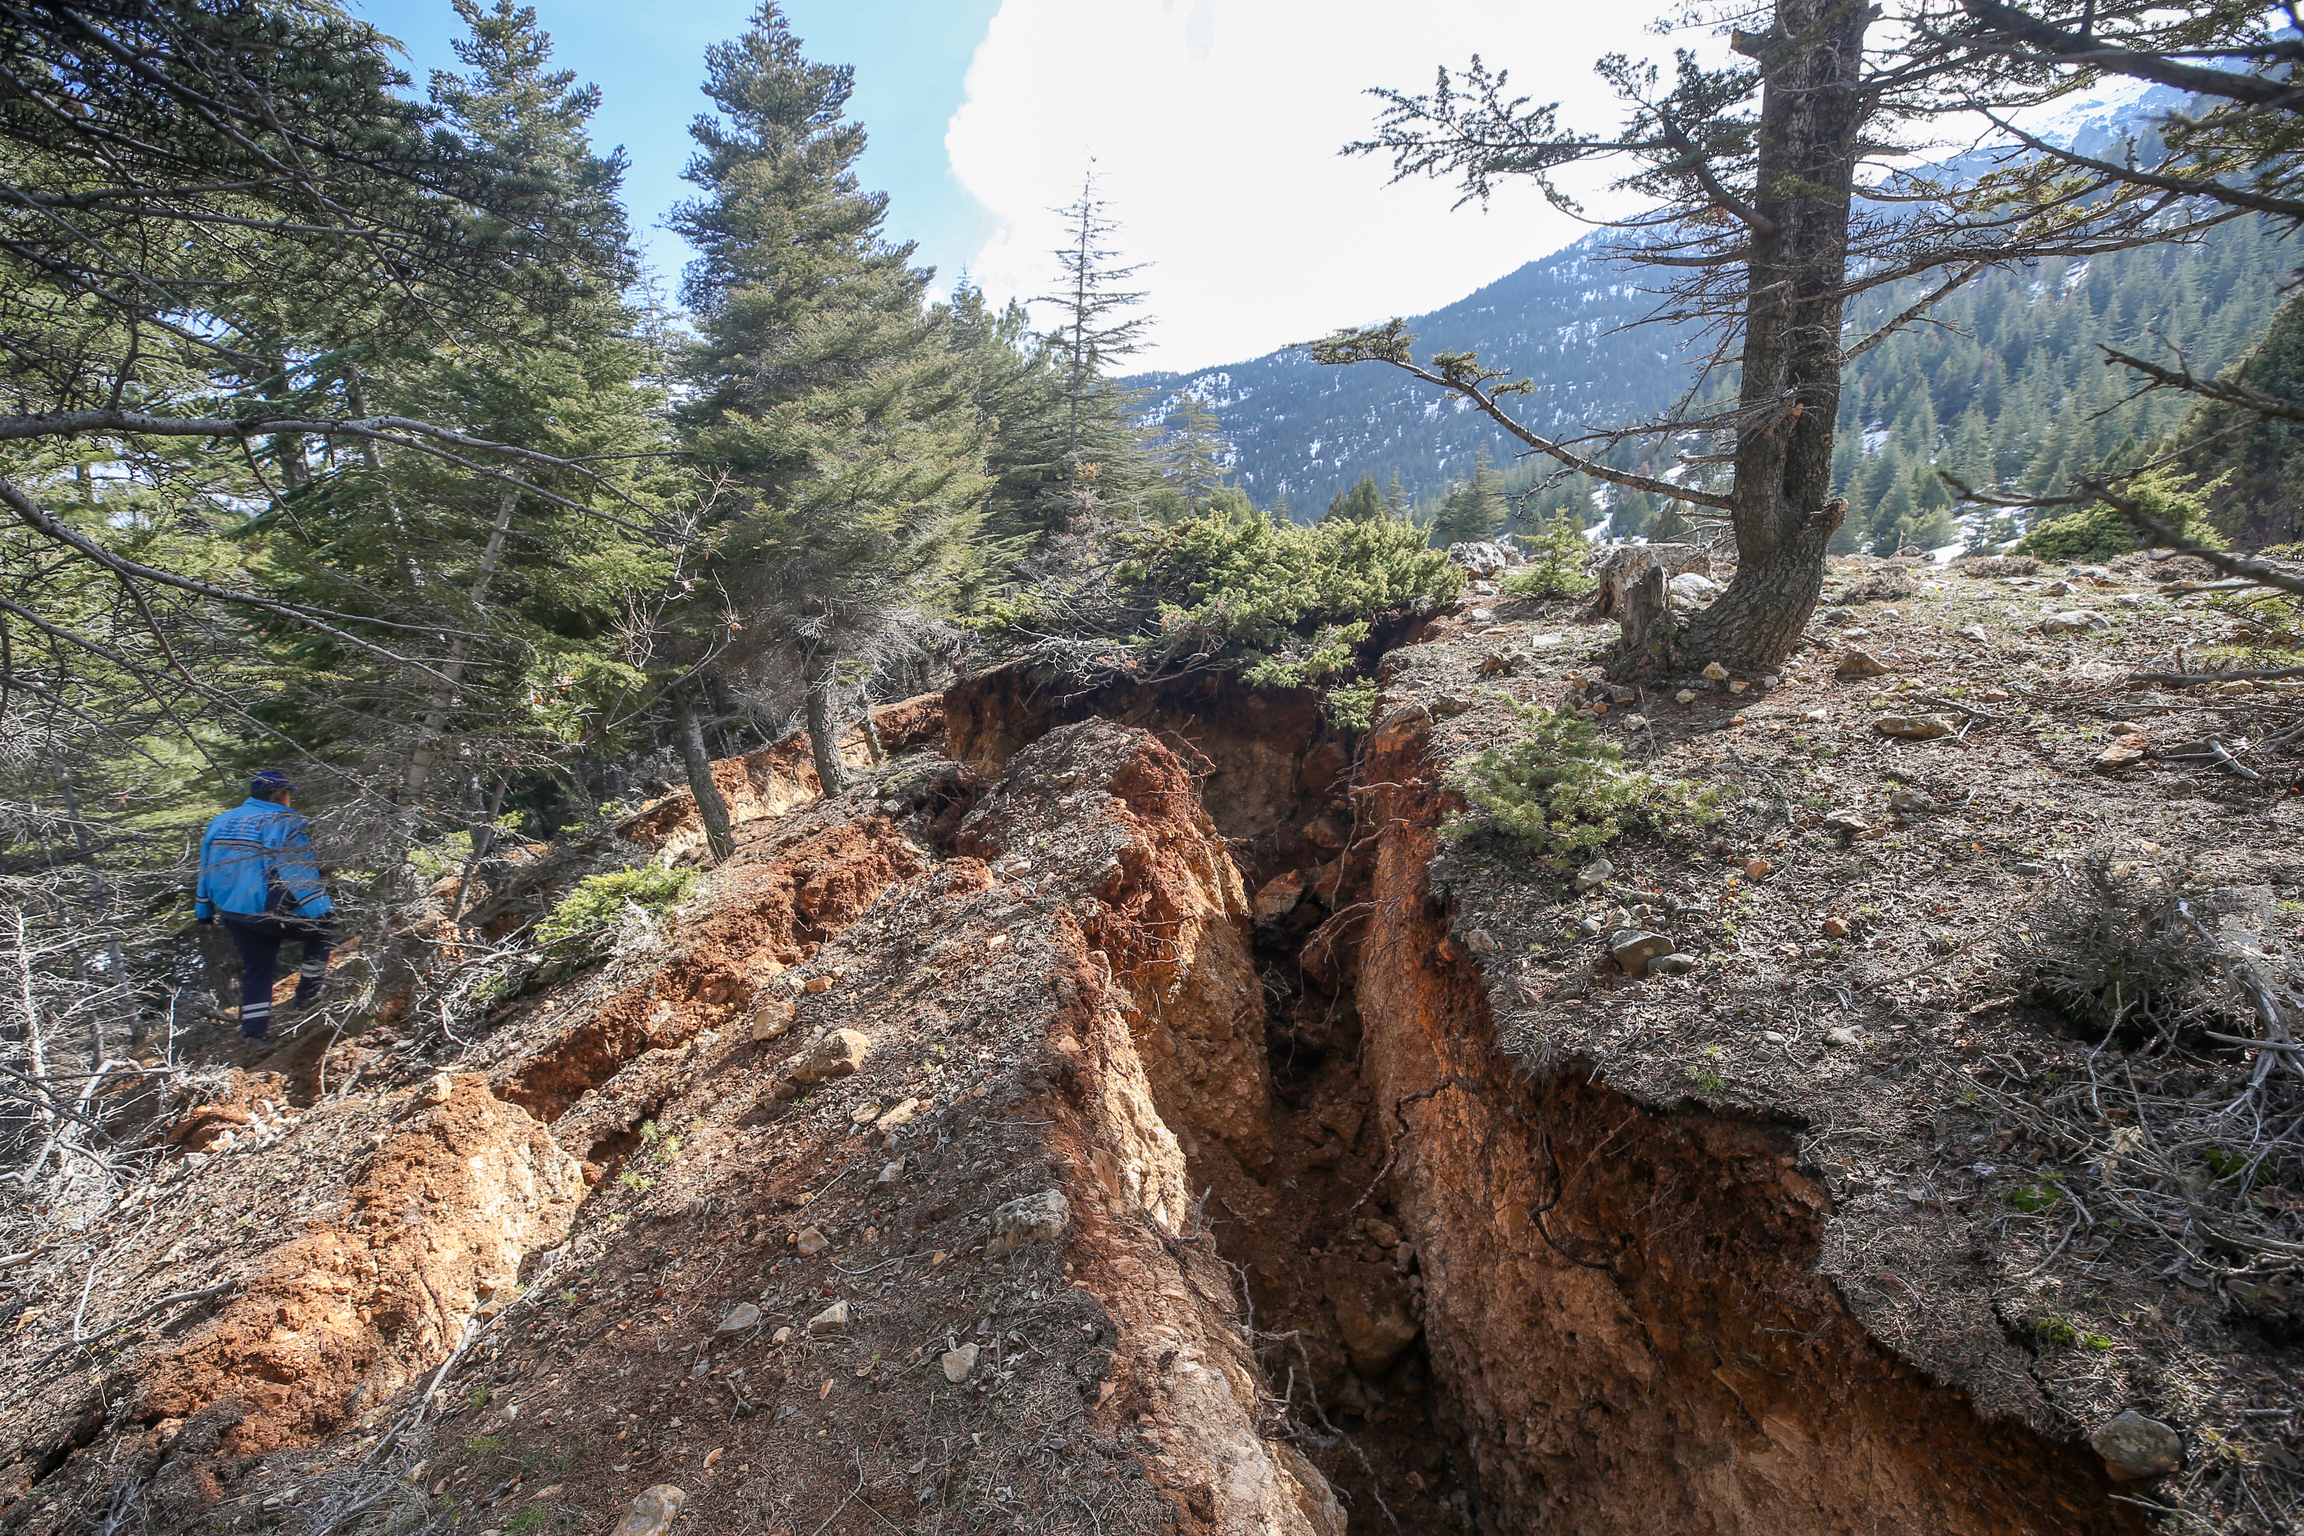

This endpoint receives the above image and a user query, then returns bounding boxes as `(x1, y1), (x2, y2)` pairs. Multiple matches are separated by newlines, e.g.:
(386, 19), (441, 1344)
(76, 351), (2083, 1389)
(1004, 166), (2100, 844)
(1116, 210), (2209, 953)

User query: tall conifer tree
(671, 4), (986, 836)
(255, 0), (671, 848)
(1036, 175), (1156, 531)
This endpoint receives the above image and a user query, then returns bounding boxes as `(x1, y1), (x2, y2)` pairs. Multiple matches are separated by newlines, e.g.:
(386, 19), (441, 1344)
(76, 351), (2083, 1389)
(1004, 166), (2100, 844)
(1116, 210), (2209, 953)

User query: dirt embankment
(14, 576), (2275, 1534)
(1331, 703), (2140, 1534)
(1, 1077), (583, 1534)
(4, 712), (1354, 1536)
(618, 693), (946, 860)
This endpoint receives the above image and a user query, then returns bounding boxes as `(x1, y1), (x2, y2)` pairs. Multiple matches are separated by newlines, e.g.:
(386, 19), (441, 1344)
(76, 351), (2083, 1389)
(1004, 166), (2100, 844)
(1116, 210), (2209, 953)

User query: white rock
(806, 1298), (850, 1336)
(1445, 540), (1520, 576)
(940, 1343), (979, 1383)
(609, 1485), (684, 1536)
(2041, 609), (2110, 635)
(714, 1303), (761, 1336)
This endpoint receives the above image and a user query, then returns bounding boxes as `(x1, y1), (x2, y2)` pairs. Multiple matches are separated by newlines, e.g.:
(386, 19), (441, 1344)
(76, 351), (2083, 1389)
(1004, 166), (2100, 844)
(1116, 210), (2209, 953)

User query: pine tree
(2185, 292), (2304, 547)
(1428, 445), (1506, 546)
(253, 0), (673, 846)
(1384, 469), (1412, 517)
(1038, 173), (1155, 530)
(948, 278), (1069, 550)
(672, 3), (987, 841)
(1158, 393), (1232, 511)
(1323, 474), (1386, 523)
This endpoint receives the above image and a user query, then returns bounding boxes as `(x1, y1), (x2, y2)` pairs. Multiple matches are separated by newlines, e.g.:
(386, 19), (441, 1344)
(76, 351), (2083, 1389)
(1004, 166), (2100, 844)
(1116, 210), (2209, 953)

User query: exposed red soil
(133, 1075), (583, 1457)
(1345, 708), (2144, 1533)
(617, 693), (945, 856)
(499, 816), (930, 1130)
(947, 668), (1331, 844)
(10, 560), (2296, 1535)
(1, 1075), (583, 1533)
(343, 721), (1340, 1536)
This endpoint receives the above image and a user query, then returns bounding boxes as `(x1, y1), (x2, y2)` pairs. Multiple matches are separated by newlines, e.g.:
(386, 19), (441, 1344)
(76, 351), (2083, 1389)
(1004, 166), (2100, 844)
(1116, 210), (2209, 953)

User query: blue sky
(361, 0), (1004, 303)
(360, 1), (1655, 372)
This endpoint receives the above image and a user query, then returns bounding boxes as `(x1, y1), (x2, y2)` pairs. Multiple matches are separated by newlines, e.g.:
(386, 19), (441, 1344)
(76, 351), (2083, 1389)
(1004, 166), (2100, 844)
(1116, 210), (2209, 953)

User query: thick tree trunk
(804, 660), (849, 796)
(1681, 0), (1869, 672)
(671, 682), (737, 863)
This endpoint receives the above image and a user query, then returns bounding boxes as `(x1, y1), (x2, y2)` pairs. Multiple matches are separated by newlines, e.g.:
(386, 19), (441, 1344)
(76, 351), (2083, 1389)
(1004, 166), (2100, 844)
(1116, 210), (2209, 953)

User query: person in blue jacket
(194, 769), (334, 1040)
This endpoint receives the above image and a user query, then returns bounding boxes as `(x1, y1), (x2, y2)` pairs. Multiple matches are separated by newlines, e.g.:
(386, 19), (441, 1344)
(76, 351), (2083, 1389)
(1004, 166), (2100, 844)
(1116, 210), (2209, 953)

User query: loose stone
(1608, 930), (1674, 979)
(782, 1029), (870, 1090)
(2092, 1411), (2183, 1481)
(988, 1190), (1071, 1252)
(1837, 648), (1891, 678)
(1572, 858), (1614, 894)
(610, 1486), (685, 1536)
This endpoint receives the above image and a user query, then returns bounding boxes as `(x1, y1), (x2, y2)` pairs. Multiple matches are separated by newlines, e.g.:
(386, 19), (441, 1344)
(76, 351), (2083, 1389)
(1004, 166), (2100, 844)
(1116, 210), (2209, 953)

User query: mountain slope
(1135, 83), (2293, 540)
(1130, 230), (1690, 515)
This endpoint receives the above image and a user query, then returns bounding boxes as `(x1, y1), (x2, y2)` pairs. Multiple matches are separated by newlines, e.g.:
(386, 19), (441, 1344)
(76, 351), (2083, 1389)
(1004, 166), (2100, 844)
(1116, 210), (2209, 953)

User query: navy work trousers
(220, 913), (333, 1038)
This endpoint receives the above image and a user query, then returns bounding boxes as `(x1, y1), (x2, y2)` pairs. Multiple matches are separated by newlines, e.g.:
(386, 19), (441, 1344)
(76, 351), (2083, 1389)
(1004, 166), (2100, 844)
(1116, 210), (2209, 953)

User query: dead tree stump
(1589, 544), (1712, 675)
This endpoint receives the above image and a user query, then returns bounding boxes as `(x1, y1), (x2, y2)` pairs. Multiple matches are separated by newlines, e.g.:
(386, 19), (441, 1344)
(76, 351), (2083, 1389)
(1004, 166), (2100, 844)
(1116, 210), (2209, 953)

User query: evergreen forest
(1146, 213), (2299, 555)
(5, 2), (2304, 1533)
(2, 0), (2298, 1056)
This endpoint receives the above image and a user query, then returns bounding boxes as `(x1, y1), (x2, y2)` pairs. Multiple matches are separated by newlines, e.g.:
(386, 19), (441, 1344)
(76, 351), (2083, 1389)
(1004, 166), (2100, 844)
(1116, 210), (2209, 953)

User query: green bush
(2016, 471), (2225, 563)
(1117, 499), (1462, 658)
(1454, 703), (1717, 873)
(1084, 499), (1464, 721)
(1325, 678), (1378, 732)
(535, 866), (699, 949)
(2033, 1316), (2114, 1351)
(1503, 511), (1596, 599)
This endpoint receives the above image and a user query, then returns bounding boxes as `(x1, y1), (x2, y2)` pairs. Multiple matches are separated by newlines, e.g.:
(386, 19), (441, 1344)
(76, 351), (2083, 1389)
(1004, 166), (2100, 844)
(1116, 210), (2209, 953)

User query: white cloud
(944, 0), (1665, 373)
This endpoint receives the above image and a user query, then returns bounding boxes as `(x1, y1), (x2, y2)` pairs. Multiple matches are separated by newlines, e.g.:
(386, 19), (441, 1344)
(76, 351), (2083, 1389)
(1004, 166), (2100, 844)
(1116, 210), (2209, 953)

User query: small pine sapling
(1503, 510), (1596, 599)
(535, 866), (701, 950)
(1454, 702), (1716, 872)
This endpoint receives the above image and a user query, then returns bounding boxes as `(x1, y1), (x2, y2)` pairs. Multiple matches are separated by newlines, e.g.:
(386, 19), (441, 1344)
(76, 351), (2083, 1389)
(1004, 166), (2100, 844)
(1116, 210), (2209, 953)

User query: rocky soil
(2, 552), (2298, 1535)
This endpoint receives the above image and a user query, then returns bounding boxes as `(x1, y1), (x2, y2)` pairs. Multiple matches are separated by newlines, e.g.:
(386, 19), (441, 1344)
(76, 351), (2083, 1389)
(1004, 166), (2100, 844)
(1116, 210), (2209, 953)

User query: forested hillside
(5, 5), (2304, 1535)
(1131, 237), (1690, 517)
(1142, 191), (2294, 554)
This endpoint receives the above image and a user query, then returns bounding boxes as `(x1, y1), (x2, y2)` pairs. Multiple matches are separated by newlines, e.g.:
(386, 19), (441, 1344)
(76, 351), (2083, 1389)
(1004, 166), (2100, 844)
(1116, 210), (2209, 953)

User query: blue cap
(250, 768), (295, 795)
